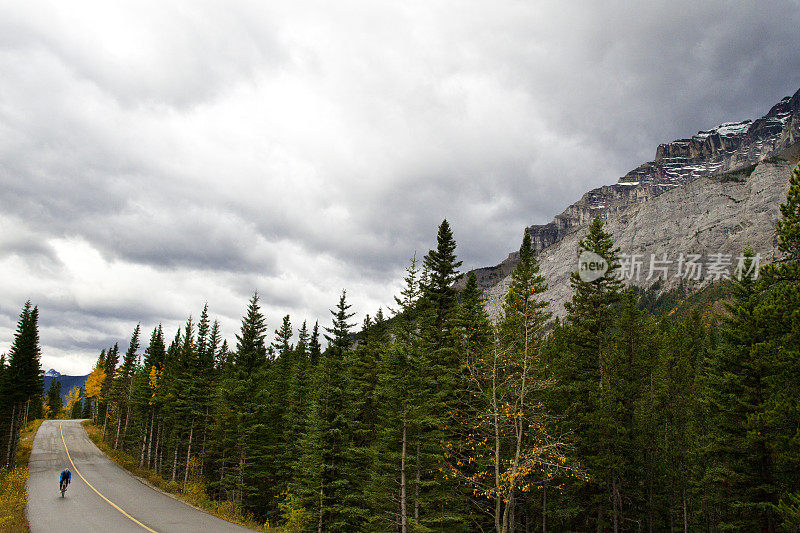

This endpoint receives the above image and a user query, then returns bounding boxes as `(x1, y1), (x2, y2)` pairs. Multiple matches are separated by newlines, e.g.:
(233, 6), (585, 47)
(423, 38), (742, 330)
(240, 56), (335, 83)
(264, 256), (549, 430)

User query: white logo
(578, 251), (608, 282)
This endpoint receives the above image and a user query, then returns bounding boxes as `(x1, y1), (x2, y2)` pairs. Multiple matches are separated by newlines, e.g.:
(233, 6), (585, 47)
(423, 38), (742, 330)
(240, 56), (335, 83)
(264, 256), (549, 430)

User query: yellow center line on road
(59, 421), (159, 533)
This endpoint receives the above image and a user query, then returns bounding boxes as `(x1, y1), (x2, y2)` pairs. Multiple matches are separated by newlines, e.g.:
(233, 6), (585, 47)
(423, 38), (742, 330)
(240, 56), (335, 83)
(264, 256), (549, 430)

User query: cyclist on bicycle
(59, 468), (71, 492)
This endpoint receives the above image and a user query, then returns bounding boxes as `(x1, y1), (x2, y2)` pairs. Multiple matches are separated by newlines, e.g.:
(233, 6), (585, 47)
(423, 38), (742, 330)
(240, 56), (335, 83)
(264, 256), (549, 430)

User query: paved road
(27, 419), (255, 533)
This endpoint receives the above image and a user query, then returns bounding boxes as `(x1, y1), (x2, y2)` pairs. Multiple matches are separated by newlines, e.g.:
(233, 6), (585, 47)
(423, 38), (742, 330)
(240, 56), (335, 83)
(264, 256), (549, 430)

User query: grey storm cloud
(1, 0), (799, 373)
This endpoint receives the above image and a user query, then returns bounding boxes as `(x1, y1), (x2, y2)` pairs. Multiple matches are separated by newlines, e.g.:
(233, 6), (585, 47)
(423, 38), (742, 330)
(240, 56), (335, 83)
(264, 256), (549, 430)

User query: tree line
(4, 162), (800, 531)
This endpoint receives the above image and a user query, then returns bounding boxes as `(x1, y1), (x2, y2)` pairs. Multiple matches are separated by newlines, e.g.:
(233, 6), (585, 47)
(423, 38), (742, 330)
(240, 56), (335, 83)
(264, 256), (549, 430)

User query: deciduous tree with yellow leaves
(454, 231), (576, 533)
(84, 353), (106, 420)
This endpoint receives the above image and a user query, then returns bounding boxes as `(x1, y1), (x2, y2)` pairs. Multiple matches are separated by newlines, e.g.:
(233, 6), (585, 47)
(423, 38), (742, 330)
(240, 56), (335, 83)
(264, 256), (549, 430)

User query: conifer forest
(3, 164), (800, 532)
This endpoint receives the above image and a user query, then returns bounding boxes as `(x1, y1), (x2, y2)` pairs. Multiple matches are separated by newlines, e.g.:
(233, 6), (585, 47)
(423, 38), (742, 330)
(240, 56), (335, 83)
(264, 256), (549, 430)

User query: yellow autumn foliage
(65, 385), (82, 414)
(148, 366), (162, 404)
(85, 358), (106, 401)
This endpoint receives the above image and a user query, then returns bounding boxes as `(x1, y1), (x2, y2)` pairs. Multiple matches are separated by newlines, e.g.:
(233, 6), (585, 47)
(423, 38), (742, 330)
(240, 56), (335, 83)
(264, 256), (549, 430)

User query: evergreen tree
(272, 315), (294, 359)
(415, 220), (469, 531)
(295, 290), (355, 532)
(111, 324), (141, 449)
(196, 304), (211, 368)
(46, 380), (62, 418)
(3, 301), (43, 467)
(421, 219), (463, 341)
(233, 293), (268, 372)
(628, 305), (680, 530)
(284, 320), (311, 483)
(214, 293), (269, 513)
(343, 312), (387, 528)
(194, 307), (218, 479)
(143, 325), (166, 371)
(371, 256), (422, 533)
(759, 162), (800, 531)
(698, 249), (778, 531)
(309, 321), (322, 367)
(450, 271), (496, 531)
(137, 325), (166, 472)
(263, 314), (295, 519)
(100, 343), (120, 438)
(494, 231), (555, 532)
(552, 216), (624, 530)
(775, 161), (800, 265)
(208, 320), (222, 368)
(80, 387), (92, 419)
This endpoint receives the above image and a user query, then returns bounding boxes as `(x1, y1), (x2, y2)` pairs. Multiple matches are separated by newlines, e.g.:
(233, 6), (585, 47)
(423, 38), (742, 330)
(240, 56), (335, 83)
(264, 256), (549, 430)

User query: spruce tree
(421, 219), (463, 341)
(295, 290), (355, 532)
(138, 326), (166, 472)
(46, 380), (62, 418)
(3, 301), (43, 467)
(458, 232), (569, 532)
(416, 220), (469, 531)
(761, 162), (800, 530)
(698, 249), (777, 530)
(111, 324), (140, 449)
(196, 304), (210, 368)
(100, 343), (120, 438)
(733, 162), (800, 531)
(496, 230), (555, 532)
(143, 325), (166, 371)
(775, 162), (800, 265)
(194, 307), (217, 480)
(80, 387), (92, 419)
(553, 216), (623, 530)
(284, 320), (311, 482)
(371, 256), (422, 532)
(261, 314), (294, 519)
(450, 271), (495, 531)
(160, 319), (196, 482)
(634, 309), (694, 530)
(343, 312), (386, 529)
(309, 321), (322, 367)
(233, 293), (268, 372)
(69, 387), (86, 419)
(272, 315), (294, 359)
(214, 293), (269, 513)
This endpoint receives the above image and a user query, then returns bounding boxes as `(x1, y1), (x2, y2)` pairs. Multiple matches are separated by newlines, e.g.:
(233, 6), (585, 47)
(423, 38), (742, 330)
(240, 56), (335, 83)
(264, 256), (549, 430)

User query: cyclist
(59, 468), (71, 494)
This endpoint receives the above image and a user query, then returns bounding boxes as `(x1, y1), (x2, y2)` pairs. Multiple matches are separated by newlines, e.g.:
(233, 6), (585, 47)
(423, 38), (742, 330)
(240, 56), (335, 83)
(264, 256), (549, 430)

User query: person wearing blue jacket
(59, 468), (71, 493)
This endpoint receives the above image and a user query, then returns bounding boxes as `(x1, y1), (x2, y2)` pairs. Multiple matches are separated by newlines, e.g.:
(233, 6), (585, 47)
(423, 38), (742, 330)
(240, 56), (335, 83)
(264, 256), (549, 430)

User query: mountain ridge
(465, 88), (800, 318)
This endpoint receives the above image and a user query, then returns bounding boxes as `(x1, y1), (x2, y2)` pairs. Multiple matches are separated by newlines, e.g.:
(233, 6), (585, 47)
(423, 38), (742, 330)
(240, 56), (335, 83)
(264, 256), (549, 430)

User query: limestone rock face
(517, 88), (800, 261)
(482, 154), (797, 320)
(469, 87), (800, 318)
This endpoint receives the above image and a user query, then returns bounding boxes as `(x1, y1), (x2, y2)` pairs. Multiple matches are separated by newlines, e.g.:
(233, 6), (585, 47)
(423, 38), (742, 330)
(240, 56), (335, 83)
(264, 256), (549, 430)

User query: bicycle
(60, 479), (68, 498)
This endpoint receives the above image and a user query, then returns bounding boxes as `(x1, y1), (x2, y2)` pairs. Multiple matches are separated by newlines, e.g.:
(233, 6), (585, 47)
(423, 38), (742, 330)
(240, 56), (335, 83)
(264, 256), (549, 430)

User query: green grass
(0, 418), (43, 532)
(81, 421), (273, 532)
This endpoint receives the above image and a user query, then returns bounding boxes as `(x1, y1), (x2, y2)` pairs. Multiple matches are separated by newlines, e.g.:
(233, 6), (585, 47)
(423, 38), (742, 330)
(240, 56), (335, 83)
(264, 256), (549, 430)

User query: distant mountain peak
(44, 369), (61, 377)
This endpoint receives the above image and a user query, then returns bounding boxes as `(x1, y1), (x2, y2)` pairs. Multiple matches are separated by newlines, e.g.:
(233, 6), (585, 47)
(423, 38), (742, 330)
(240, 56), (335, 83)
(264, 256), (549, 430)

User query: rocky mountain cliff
(470, 88), (800, 317)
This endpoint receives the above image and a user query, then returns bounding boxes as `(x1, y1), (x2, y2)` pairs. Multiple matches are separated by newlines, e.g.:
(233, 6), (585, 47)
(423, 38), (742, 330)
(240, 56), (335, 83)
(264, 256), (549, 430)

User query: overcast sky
(1, 1), (799, 374)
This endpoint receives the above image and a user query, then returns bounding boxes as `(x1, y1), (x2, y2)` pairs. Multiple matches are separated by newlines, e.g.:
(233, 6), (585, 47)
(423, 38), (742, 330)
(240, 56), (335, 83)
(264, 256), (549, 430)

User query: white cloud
(1, 0), (799, 372)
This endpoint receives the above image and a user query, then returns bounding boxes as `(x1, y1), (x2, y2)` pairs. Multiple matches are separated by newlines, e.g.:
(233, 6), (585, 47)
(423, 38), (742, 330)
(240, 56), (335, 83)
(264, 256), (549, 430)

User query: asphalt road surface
(27, 419), (256, 532)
